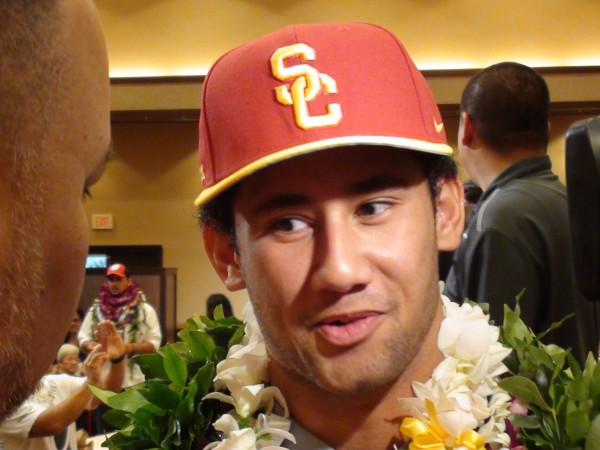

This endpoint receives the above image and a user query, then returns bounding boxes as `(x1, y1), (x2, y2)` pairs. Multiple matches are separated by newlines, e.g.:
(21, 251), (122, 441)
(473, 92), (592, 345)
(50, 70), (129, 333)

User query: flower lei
(92, 285), (148, 345)
(202, 302), (295, 449)
(398, 296), (512, 450)
(202, 296), (512, 450)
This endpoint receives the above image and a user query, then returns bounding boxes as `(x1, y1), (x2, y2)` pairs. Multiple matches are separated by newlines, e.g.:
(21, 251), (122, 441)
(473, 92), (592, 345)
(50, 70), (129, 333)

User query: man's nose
(310, 219), (372, 294)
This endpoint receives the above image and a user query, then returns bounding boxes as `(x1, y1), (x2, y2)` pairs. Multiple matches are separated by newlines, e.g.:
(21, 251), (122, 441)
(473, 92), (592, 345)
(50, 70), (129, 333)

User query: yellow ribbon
(399, 400), (485, 450)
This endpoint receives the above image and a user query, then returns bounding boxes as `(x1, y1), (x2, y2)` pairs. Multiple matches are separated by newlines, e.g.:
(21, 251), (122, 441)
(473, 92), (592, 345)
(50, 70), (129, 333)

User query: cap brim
(194, 135), (452, 207)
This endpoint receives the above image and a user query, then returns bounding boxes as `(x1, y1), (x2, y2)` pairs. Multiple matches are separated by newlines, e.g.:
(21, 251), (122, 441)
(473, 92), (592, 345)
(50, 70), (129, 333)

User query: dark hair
(206, 293), (233, 319)
(460, 62), (549, 152)
(463, 180), (483, 205)
(198, 150), (458, 239)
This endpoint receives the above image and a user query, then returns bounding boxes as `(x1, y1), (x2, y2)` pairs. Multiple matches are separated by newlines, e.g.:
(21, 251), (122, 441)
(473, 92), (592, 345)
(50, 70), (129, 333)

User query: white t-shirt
(0, 374), (86, 450)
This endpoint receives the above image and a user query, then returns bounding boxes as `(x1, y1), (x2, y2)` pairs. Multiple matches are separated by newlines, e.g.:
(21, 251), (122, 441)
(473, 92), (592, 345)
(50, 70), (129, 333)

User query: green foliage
(95, 306), (244, 449)
(499, 301), (600, 450)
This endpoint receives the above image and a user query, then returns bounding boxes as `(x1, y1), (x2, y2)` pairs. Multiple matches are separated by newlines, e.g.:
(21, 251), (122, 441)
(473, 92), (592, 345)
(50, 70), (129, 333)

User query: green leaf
(130, 403), (167, 444)
(207, 326), (240, 350)
(134, 352), (169, 380)
(228, 324), (246, 348)
(568, 376), (589, 405)
(192, 362), (215, 398)
(146, 380), (181, 411)
(163, 345), (188, 388)
(534, 364), (553, 403)
(212, 304), (226, 320)
(88, 384), (116, 405)
(537, 313), (574, 341)
(104, 432), (155, 450)
(585, 414), (600, 450)
(499, 376), (552, 412)
(105, 389), (150, 413)
(502, 299), (531, 342)
(501, 349), (520, 375)
(211, 346), (228, 363)
(162, 417), (182, 448)
(102, 408), (132, 429)
(568, 352), (583, 380)
(527, 345), (555, 371)
(590, 357), (600, 399)
(510, 412), (542, 429)
(566, 409), (590, 443)
(175, 380), (198, 424)
(187, 330), (216, 360)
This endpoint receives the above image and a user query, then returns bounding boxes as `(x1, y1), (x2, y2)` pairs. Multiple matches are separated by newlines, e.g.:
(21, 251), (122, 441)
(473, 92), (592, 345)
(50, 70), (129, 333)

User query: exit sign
(92, 214), (113, 230)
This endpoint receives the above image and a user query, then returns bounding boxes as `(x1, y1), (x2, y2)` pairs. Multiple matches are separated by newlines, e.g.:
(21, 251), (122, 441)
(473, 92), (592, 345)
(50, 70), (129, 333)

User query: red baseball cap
(106, 263), (127, 279)
(195, 22), (452, 207)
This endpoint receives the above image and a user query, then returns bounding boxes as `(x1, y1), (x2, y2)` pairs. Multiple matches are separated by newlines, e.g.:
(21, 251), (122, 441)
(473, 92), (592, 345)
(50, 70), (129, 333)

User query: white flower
(439, 296), (496, 360)
(400, 297), (512, 448)
(204, 383), (287, 419)
(214, 340), (269, 391)
(203, 413), (294, 450)
(241, 301), (264, 346)
(203, 427), (257, 450)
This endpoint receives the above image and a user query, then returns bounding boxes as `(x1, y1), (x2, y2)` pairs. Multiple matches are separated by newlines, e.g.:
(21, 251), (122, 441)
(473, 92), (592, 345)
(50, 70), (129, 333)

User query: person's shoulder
(472, 189), (532, 235)
(485, 178), (563, 216)
(141, 300), (158, 313)
(136, 291), (155, 308)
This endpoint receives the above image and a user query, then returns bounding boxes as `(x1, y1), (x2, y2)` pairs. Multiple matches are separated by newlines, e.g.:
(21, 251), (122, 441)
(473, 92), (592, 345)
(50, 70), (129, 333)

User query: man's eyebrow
(250, 175), (411, 215)
(251, 193), (309, 217)
(347, 174), (411, 196)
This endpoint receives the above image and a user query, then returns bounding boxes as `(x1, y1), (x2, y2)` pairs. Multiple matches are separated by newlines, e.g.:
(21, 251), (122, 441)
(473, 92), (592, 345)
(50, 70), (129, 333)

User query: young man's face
(107, 275), (132, 297)
(206, 146), (463, 395)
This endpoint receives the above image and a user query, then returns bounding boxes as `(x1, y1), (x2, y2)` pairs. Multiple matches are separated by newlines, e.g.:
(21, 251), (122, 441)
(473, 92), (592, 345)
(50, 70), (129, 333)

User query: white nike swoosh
(434, 118), (444, 133)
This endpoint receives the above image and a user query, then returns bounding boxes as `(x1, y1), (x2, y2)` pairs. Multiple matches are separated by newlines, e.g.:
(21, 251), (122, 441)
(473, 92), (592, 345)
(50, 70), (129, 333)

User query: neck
(272, 303), (445, 450)
(474, 147), (545, 191)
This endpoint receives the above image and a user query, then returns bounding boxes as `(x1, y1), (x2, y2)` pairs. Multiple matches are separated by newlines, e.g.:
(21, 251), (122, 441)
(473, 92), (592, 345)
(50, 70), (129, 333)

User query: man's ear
(203, 226), (246, 291)
(435, 177), (465, 252)
(460, 112), (475, 147)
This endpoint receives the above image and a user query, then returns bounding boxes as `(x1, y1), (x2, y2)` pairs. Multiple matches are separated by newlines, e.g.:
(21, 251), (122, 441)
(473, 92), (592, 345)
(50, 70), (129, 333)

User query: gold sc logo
(270, 43), (342, 130)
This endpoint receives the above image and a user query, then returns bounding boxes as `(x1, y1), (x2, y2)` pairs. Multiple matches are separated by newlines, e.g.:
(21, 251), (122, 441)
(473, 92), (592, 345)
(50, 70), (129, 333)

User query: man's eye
(83, 187), (92, 200)
(270, 217), (308, 233)
(356, 201), (389, 217)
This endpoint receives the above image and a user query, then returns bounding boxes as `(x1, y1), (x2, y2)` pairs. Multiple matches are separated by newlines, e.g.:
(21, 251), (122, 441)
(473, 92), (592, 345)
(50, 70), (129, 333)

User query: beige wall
(96, 0), (600, 77)
(83, 122), (249, 324)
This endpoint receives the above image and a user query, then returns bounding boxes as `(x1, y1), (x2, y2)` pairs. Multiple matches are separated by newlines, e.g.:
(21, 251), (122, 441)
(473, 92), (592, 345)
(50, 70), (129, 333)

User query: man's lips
(314, 311), (383, 347)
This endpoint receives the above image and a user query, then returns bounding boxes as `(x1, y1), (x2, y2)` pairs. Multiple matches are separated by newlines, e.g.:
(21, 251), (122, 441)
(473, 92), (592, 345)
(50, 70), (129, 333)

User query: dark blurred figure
(463, 181), (483, 226)
(206, 294), (233, 319)
(64, 309), (84, 351)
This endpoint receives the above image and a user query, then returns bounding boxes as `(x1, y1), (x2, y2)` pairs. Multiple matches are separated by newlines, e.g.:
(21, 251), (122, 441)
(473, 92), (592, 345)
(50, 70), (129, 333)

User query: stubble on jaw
(252, 278), (442, 398)
(0, 155), (46, 420)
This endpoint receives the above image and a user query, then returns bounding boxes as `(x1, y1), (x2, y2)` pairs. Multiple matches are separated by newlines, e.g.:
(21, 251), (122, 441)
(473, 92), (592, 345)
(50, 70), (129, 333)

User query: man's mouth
(315, 311), (383, 347)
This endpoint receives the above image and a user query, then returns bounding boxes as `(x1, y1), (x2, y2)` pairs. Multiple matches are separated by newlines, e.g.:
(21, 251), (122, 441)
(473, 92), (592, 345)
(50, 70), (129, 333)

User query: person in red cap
(196, 23), (466, 449)
(78, 263), (161, 433)
(78, 263), (162, 387)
